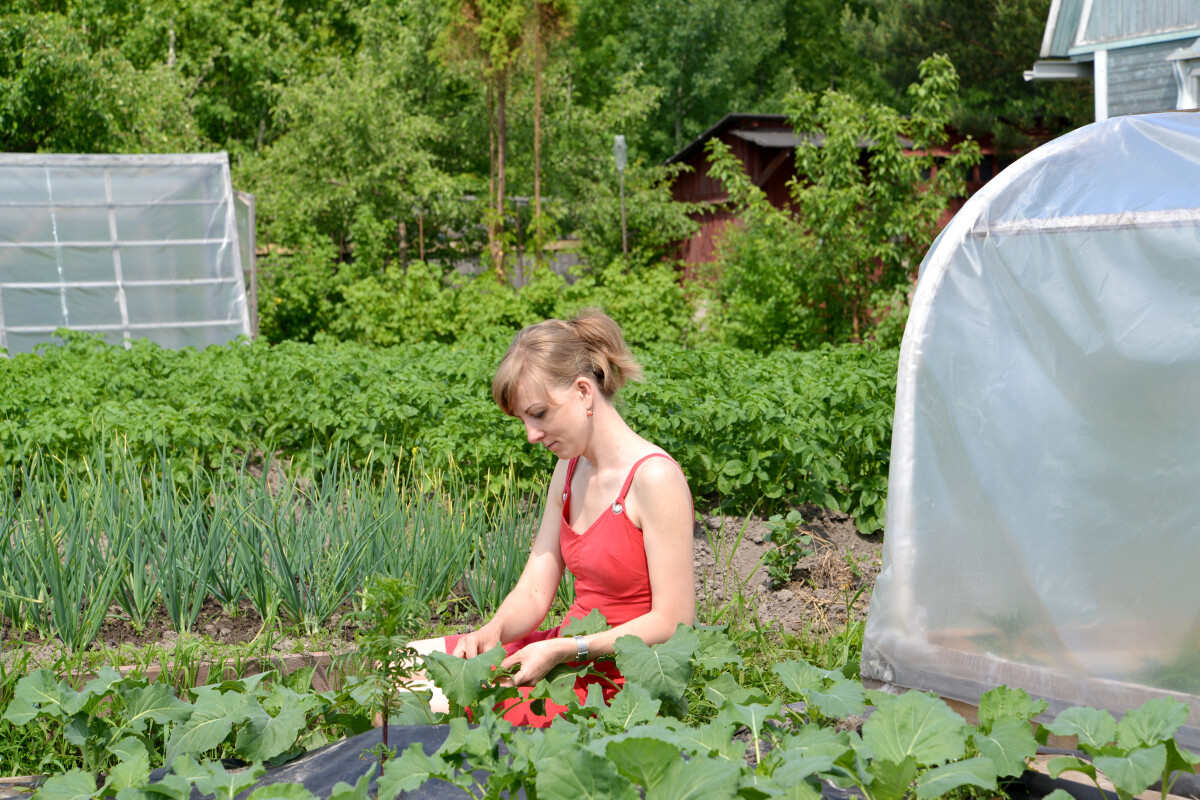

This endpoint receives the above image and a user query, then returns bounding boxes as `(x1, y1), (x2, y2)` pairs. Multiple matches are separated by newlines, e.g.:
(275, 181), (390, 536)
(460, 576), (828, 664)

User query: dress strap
(562, 456), (581, 505)
(615, 453), (678, 506)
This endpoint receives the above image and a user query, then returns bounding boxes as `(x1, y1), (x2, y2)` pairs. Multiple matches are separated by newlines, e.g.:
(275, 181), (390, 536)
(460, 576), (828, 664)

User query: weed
(763, 510), (812, 589)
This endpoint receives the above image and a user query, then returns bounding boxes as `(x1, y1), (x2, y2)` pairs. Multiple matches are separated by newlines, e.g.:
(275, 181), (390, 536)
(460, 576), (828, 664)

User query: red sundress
(443, 452), (680, 726)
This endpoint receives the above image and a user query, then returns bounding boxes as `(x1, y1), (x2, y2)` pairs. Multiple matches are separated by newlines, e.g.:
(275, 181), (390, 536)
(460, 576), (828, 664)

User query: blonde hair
(492, 309), (644, 415)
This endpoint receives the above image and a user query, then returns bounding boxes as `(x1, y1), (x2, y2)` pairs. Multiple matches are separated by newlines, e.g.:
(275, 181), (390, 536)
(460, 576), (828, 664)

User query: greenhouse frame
(0, 152), (254, 356)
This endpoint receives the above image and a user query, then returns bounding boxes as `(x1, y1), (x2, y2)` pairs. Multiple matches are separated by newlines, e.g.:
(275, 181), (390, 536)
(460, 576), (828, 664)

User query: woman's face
(511, 374), (589, 457)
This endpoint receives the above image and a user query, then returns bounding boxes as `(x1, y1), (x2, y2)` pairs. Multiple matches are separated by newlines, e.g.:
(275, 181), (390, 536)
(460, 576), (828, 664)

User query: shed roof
(663, 113), (788, 165)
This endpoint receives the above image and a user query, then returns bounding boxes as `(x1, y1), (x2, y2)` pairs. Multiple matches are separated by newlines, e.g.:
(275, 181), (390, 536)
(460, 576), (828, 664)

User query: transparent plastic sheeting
(862, 111), (1200, 747)
(0, 153), (251, 355)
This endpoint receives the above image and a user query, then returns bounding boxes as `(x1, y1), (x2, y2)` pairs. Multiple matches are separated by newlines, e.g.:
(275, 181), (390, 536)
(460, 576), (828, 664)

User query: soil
(692, 504), (883, 637)
(0, 505), (882, 667)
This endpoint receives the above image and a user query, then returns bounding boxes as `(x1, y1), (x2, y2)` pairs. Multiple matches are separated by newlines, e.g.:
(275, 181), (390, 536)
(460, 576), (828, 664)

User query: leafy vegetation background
(0, 334), (896, 530)
(0, 0), (1091, 350)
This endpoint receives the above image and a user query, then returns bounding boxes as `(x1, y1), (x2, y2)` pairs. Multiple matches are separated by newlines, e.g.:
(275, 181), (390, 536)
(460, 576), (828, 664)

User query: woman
(409, 309), (695, 725)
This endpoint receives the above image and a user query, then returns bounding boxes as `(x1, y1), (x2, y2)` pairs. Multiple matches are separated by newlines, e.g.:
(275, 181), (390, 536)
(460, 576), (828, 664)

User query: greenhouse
(0, 152), (254, 356)
(863, 110), (1200, 746)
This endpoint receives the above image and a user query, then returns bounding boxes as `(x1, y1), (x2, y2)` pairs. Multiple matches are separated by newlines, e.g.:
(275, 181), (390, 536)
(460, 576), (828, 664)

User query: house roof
(1041, 0), (1200, 59)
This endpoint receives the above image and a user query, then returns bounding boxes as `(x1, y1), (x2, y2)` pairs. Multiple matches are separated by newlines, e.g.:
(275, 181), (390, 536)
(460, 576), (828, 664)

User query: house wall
(1108, 39), (1184, 116)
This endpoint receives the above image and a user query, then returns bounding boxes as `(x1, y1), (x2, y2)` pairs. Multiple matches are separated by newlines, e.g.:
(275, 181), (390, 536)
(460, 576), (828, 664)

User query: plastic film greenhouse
(862, 111), (1200, 746)
(0, 152), (253, 355)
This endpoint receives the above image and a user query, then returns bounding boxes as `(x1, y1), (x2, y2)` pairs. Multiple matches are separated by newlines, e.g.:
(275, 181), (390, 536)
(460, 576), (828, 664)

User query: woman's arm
(450, 459), (570, 658)
(500, 456), (695, 684)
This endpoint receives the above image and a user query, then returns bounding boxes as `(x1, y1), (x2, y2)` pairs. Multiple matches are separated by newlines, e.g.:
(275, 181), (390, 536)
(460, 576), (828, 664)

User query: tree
(710, 54), (980, 350)
(243, 1), (452, 342)
(570, 0), (789, 162)
(842, 0), (1091, 147)
(0, 11), (203, 153)
(439, 0), (530, 280)
(527, 0), (575, 262)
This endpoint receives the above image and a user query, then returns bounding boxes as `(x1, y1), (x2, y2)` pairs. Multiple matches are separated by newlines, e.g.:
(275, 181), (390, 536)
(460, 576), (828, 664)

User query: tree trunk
(493, 76), (508, 281)
(532, 16), (543, 265)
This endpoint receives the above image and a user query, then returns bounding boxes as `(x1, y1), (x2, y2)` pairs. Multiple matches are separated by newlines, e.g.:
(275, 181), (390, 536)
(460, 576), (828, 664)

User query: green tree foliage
(570, 0), (790, 162)
(710, 54), (980, 351)
(0, 0), (1069, 348)
(0, 12), (203, 152)
(842, 0), (1092, 146)
(241, 3), (451, 264)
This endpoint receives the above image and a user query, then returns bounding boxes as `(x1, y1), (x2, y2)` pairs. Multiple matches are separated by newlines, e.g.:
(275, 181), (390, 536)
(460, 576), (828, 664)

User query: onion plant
(464, 469), (542, 615)
(368, 462), (479, 612)
(149, 467), (213, 634)
(261, 458), (379, 635)
(15, 457), (128, 651)
(97, 453), (161, 635)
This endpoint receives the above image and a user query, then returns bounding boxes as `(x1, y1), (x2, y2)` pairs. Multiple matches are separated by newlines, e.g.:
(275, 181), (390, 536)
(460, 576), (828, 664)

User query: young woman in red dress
(407, 309), (696, 725)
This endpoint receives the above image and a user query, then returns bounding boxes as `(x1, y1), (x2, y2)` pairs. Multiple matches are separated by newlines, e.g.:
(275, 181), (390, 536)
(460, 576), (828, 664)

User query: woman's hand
(498, 637), (574, 687)
(450, 625), (502, 659)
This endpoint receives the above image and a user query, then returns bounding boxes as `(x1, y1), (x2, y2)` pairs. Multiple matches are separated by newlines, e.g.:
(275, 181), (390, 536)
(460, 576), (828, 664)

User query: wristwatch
(573, 635), (589, 660)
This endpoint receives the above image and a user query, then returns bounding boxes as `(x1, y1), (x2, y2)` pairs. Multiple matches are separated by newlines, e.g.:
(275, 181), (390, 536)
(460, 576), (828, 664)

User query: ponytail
(492, 308), (643, 415)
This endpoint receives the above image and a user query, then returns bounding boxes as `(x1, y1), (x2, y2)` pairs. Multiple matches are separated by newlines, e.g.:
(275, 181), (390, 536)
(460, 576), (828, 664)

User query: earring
(585, 407), (593, 417)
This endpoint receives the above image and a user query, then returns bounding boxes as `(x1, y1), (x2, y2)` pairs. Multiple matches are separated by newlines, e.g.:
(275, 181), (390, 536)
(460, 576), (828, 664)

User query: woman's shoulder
(629, 449), (689, 494)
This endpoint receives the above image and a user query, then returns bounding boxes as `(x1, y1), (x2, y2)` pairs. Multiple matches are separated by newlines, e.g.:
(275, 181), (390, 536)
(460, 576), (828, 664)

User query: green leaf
(695, 626), (743, 671)
(73, 667), (135, 715)
(773, 660), (825, 695)
(1116, 697), (1189, 750)
(34, 770), (99, 800)
(116, 773), (191, 800)
(970, 716), (1037, 778)
(861, 691), (968, 767)
(722, 460), (745, 476)
(865, 756), (918, 800)
(105, 739), (150, 794)
(1046, 706), (1117, 752)
(164, 689), (250, 764)
(1047, 755), (1096, 781)
(1164, 738), (1200, 778)
(716, 699), (783, 743)
(328, 771), (372, 800)
(605, 737), (680, 790)
(423, 646), (506, 710)
(4, 669), (71, 725)
(1040, 791), (1077, 800)
(600, 683), (661, 729)
(243, 784), (318, 800)
(536, 747), (639, 800)
(562, 608), (609, 636)
(977, 686), (1047, 731)
(377, 742), (443, 800)
(1095, 744), (1166, 797)
(657, 719), (746, 762)
(646, 756), (741, 800)
(613, 627), (697, 709)
(703, 673), (762, 710)
(236, 688), (309, 762)
(530, 664), (590, 709)
(174, 757), (266, 800)
(122, 683), (193, 733)
(807, 679), (866, 719)
(914, 757), (997, 799)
